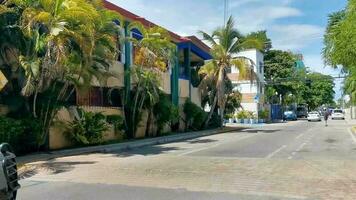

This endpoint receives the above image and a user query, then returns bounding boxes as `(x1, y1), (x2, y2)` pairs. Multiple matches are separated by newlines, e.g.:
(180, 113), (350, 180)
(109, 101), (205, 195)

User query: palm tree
(7, 0), (123, 146)
(198, 16), (264, 127)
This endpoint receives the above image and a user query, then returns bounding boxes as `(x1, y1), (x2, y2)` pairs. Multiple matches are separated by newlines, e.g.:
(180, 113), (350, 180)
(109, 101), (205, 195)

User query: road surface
(18, 120), (356, 200)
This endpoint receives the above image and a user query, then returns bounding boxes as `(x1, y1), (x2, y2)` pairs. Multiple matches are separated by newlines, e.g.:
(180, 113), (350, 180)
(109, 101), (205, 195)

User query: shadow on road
(241, 129), (281, 134)
(19, 161), (96, 179)
(187, 139), (218, 144)
(114, 146), (182, 158)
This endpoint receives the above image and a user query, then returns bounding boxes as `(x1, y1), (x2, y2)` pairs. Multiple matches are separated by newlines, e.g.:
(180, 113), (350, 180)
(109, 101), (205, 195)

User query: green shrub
(66, 109), (109, 145)
(208, 112), (222, 128)
(0, 116), (41, 155)
(258, 110), (269, 119)
(183, 100), (207, 130)
(106, 115), (124, 135)
(153, 94), (179, 135)
(236, 110), (255, 119)
(225, 113), (234, 119)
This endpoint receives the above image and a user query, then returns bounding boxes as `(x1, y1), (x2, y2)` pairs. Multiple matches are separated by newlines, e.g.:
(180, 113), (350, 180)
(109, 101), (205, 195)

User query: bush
(106, 115), (124, 135)
(183, 100), (207, 130)
(258, 110), (269, 119)
(208, 112), (221, 128)
(153, 94), (179, 135)
(0, 116), (41, 155)
(66, 108), (109, 146)
(236, 110), (255, 119)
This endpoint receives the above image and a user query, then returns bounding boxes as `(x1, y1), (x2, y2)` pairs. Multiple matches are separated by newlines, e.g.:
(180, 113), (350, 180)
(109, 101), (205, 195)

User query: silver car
(307, 111), (322, 122)
(331, 109), (345, 120)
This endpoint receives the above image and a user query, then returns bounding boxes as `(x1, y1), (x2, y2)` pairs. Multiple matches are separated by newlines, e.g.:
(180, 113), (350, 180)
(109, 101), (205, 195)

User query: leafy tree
(198, 16), (264, 127)
(1, 0), (122, 147)
(264, 50), (300, 104)
(303, 73), (335, 110)
(323, 0), (356, 103)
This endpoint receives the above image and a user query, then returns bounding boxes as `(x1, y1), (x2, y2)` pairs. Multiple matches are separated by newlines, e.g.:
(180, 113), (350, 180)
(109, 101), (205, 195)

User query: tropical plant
(66, 108), (109, 145)
(106, 114), (124, 135)
(236, 110), (253, 119)
(198, 16), (264, 127)
(153, 94), (179, 136)
(258, 110), (269, 120)
(122, 24), (175, 138)
(0, 116), (41, 154)
(323, 0), (356, 103)
(4, 0), (123, 147)
(124, 67), (161, 138)
(183, 99), (207, 131)
(225, 91), (242, 116)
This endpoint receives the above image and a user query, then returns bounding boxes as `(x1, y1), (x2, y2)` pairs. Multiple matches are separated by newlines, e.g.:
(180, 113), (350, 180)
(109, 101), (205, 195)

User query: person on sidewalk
(324, 110), (330, 126)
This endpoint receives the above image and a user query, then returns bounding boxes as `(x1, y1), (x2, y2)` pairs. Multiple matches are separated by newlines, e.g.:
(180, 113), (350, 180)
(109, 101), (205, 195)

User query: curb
(348, 127), (356, 145)
(17, 127), (244, 165)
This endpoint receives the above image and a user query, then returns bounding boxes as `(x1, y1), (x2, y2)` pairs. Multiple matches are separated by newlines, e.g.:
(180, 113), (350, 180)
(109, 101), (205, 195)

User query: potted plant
(243, 111), (251, 124)
(225, 113), (234, 123)
(258, 110), (269, 123)
(250, 112), (258, 124)
(236, 111), (245, 123)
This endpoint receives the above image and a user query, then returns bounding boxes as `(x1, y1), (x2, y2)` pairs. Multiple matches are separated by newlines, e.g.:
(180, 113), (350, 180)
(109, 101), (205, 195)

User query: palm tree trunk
(204, 94), (218, 128)
(219, 106), (225, 128)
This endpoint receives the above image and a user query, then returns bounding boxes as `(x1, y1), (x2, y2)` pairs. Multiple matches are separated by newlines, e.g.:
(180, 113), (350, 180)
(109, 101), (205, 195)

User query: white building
(227, 49), (265, 115)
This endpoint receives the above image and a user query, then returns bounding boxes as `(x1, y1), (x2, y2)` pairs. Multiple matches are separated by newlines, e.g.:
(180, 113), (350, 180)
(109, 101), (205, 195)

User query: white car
(307, 111), (321, 122)
(331, 109), (345, 120)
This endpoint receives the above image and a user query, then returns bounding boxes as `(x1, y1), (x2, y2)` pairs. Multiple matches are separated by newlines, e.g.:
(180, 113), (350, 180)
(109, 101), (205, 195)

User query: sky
(109, 0), (348, 99)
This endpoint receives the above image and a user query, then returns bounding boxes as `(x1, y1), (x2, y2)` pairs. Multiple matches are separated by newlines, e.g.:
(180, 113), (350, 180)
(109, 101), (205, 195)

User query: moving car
(0, 143), (19, 200)
(307, 111), (322, 122)
(331, 109), (345, 120)
(283, 111), (297, 121)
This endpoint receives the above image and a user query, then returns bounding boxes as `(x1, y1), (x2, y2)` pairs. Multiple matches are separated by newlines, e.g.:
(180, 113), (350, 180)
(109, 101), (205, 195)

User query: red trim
(187, 36), (211, 53)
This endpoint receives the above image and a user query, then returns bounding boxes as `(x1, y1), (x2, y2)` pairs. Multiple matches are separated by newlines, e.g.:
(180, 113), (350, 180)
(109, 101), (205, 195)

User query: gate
(271, 104), (283, 121)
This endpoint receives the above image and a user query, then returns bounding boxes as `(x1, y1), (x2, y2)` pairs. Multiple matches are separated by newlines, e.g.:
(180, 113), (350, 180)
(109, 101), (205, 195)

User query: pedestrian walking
(324, 110), (330, 126)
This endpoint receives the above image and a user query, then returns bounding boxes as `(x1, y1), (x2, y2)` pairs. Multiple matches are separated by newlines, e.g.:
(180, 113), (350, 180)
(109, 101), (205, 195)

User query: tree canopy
(323, 0), (356, 104)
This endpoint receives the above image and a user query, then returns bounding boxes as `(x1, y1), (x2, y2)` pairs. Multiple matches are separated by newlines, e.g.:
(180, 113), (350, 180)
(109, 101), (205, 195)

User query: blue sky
(110, 0), (347, 99)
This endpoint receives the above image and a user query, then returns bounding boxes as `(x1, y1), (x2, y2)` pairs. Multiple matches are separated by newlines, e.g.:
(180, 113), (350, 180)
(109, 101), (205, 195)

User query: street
(18, 120), (356, 200)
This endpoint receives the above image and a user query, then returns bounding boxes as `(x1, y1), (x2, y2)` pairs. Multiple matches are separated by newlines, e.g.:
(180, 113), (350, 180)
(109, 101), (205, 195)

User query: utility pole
(224, 0), (229, 26)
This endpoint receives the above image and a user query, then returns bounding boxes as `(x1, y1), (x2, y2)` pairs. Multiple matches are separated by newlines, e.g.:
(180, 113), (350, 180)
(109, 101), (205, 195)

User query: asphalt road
(18, 119), (356, 200)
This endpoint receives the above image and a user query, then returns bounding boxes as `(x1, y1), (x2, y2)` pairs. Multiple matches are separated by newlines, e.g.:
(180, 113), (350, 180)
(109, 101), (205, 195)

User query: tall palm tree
(198, 16), (264, 127)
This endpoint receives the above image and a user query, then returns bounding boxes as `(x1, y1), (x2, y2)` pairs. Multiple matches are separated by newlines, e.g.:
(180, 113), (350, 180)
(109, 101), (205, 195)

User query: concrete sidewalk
(17, 127), (244, 165)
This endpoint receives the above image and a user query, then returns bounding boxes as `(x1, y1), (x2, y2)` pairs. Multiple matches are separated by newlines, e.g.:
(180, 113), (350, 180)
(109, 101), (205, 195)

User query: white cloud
(271, 24), (324, 50)
(230, 0), (262, 8)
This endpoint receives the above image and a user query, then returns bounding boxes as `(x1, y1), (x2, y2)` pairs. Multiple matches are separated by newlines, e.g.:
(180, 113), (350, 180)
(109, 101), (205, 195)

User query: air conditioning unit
(0, 143), (20, 200)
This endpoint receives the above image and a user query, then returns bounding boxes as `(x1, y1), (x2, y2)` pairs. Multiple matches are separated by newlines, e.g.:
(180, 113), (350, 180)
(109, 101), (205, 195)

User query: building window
(77, 87), (122, 107)
(259, 62), (263, 74)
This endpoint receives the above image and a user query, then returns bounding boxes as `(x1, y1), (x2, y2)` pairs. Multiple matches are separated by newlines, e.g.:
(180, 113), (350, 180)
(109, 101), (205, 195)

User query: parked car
(331, 109), (345, 120)
(0, 143), (19, 200)
(296, 106), (308, 118)
(307, 111), (322, 122)
(283, 111), (297, 121)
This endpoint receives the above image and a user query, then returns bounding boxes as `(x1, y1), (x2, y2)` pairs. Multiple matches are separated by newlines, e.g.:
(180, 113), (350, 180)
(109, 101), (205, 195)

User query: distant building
(227, 49), (265, 115)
